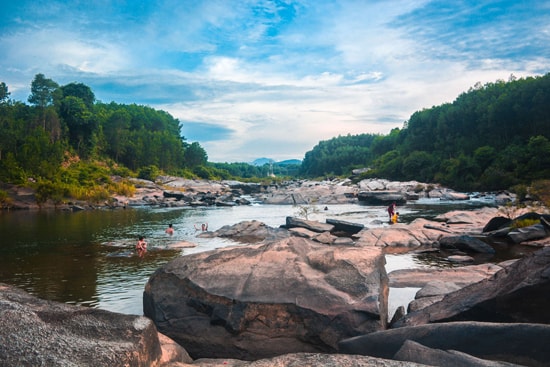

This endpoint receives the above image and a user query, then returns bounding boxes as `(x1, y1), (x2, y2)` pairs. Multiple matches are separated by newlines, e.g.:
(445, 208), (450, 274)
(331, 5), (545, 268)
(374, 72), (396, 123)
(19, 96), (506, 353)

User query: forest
(0, 72), (549, 205)
(300, 73), (550, 192)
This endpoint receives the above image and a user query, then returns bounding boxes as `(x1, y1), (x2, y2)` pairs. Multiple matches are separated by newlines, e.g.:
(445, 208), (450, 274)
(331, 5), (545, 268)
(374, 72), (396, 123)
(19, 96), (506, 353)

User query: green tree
(28, 74), (59, 129)
(184, 142), (208, 168)
(59, 82), (95, 109)
(59, 96), (96, 158)
(104, 109), (131, 162)
(0, 82), (10, 104)
(402, 151), (435, 182)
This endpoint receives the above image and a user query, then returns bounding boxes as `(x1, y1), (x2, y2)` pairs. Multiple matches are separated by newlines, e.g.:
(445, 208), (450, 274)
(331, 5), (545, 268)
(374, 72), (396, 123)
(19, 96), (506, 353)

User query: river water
(0, 198), (502, 317)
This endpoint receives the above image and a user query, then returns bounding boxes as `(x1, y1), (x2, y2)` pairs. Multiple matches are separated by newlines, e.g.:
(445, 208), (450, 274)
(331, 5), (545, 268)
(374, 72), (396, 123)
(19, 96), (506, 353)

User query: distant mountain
(251, 158), (301, 166)
(277, 159), (302, 166)
(251, 158), (273, 166)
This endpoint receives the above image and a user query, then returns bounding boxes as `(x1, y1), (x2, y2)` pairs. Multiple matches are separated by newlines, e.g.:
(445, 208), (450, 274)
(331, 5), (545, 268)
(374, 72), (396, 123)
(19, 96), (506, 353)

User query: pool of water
(0, 199), (504, 316)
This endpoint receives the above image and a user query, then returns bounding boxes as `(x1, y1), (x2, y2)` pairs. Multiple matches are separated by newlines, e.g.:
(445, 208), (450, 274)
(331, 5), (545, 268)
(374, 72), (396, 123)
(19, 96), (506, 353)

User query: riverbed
(0, 198), (498, 316)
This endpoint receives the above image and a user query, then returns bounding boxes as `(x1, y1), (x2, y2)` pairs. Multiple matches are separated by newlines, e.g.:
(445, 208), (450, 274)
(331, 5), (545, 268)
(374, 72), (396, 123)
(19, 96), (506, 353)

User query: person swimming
(136, 236), (147, 257)
(165, 224), (174, 235)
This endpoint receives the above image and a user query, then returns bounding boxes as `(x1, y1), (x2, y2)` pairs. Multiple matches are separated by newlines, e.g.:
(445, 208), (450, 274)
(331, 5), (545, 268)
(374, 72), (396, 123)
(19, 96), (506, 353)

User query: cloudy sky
(1, 1), (549, 163)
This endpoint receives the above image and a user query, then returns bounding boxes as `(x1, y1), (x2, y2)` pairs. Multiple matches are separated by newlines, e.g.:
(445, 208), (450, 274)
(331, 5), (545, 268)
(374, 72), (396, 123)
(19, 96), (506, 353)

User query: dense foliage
(2, 72), (550, 204)
(0, 74), (212, 200)
(300, 73), (550, 191)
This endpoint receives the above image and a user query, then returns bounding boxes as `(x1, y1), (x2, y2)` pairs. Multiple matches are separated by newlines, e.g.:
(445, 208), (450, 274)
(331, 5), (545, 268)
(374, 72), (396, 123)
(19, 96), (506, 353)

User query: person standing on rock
(388, 202), (396, 222)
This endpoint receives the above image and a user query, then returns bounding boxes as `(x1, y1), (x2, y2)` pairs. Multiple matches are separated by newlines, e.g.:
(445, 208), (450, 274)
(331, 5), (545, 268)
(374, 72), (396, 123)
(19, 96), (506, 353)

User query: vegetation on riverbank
(301, 73), (550, 191)
(1, 72), (550, 206)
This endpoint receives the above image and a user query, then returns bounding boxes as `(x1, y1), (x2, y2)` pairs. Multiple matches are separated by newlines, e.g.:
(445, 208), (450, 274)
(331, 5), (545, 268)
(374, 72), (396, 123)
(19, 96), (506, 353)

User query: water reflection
(0, 199), (512, 316)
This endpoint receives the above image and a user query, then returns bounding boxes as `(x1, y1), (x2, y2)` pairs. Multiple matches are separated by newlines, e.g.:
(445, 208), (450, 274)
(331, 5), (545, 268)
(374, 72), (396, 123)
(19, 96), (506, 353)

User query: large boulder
(0, 283), (190, 367)
(507, 223), (549, 244)
(339, 321), (550, 366)
(326, 218), (365, 235)
(392, 246), (550, 328)
(257, 180), (358, 205)
(143, 237), (388, 360)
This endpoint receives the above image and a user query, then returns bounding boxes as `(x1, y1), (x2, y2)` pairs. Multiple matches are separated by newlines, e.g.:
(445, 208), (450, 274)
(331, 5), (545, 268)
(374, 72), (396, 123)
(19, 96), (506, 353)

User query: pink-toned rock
(190, 352), (427, 366)
(165, 241), (197, 249)
(388, 264), (502, 288)
(356, 219), (445, 248)
(143, 237), (388, 360)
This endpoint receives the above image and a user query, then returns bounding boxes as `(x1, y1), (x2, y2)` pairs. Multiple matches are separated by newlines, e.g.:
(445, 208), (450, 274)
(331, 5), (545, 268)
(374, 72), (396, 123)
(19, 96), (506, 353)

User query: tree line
(300, 73), (550, 192)
(0, 74), (208, 183)
(1, 72), (550, 203)
(0, 74), (216, 203)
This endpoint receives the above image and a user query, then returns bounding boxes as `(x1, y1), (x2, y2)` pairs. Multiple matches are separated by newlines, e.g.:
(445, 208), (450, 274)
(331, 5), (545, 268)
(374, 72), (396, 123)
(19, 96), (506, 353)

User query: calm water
(0, 198), (503, 316)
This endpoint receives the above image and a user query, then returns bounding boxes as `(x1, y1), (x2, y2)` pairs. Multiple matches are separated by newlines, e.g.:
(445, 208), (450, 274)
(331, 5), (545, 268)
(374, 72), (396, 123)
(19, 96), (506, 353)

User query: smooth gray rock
(0, 283), (179, 367)
(439, 235), (496, 253)
(198, 220), (290, 243)
(285, 216), (335, 233)
(326, 218), (365, 234)
(339, 322), (550, 367)
(507, 224), (549, 244)
(392, 246), (550, 327)
(394, 340), (523, 367)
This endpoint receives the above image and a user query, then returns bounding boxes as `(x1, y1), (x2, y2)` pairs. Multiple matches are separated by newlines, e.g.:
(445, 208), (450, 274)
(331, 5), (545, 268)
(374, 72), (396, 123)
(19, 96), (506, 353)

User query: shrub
(530, 180), (550, 207)
(413, 184), (425, 193)
(109, 180), (136, 197)
(138, 165), (161, 182)
(34, 181), (66, 205)
(511, 218), (540, 229)
(0, 190), (12, 207)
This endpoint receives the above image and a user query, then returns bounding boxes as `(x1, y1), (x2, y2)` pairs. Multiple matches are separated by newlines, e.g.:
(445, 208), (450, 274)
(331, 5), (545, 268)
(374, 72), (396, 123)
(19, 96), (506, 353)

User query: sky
(1, 1), (549, 163)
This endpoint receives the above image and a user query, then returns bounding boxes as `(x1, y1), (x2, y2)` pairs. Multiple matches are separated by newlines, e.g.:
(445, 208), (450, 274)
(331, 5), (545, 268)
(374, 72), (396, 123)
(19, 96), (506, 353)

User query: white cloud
(1, 0), (548, 162)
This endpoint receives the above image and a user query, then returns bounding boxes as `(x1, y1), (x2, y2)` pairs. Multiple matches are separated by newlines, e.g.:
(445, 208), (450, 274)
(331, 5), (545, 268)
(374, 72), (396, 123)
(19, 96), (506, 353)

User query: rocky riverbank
(1, 178), (549, 366)
(1, 176), (515, 210)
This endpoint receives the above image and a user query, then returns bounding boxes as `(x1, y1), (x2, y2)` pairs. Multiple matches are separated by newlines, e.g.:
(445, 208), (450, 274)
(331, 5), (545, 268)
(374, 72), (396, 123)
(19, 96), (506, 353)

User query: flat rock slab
(192, 352), (428, 366)
(388, 263), (502, 288)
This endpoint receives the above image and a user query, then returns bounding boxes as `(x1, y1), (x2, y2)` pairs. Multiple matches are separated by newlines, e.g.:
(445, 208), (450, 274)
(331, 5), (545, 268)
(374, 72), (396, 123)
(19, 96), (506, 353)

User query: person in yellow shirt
(391, 212), (399, 224)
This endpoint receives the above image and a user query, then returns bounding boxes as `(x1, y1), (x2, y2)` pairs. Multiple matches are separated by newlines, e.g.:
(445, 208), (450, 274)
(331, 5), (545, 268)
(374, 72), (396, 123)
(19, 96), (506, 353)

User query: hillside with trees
(1, 72), (550, 206)
(0, 74), (213, 204)
(300, 73), (550, 192)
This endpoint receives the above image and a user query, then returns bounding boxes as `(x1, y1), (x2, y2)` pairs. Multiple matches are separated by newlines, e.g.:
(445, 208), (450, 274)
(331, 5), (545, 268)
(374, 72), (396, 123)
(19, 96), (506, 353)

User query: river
(0, 198), (500, 317)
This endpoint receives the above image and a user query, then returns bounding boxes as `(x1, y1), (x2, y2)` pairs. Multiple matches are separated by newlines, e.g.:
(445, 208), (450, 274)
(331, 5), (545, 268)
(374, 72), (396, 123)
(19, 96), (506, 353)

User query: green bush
(511, 218), (540, 229)
(138, 165), (161, 182)
(0, 190), (12, 206)
(34, 181), (66, 205)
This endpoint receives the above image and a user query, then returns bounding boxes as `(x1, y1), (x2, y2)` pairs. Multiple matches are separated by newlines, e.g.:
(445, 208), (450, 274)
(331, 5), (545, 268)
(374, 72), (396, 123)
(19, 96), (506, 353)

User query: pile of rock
(2, 176), (516, 211)
(2, 201), (549, 366)
(140, 208), (550, 366)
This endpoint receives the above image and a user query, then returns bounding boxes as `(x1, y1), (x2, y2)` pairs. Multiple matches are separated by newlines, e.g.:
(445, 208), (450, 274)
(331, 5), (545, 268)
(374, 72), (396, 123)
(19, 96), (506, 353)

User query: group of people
(136, 222), (208, 257)
(137, 207), (400, 257)
(387, 202), (399, 224)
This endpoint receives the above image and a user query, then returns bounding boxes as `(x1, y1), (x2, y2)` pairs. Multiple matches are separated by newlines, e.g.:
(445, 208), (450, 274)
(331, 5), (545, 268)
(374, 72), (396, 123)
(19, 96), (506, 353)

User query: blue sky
(1, 1), (549, 163)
